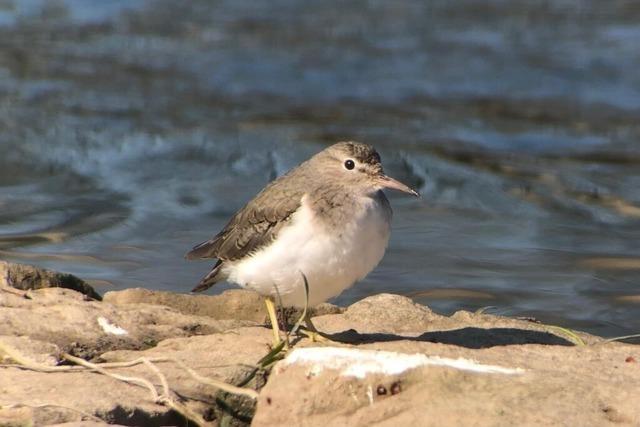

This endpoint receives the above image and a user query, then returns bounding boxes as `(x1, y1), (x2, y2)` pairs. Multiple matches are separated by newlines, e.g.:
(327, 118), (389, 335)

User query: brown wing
(185, 174), (306, 262)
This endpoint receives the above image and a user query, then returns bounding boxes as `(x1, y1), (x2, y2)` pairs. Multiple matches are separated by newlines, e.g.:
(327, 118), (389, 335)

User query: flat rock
(103, 288), (343, 323)
(0, 271), (275, 426)
(103, 288), (267, 322)
(312, 293), (598, 346)
(0, 335), (61, 366)
(1, 327), (274, 426)
(0, 284), (252, 360)
(254, 343), (640, 426)
(253, 294), (640, 426)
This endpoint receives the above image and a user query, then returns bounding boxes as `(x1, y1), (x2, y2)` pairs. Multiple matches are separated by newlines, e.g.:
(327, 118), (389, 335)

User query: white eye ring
(344, 159), (355, 170)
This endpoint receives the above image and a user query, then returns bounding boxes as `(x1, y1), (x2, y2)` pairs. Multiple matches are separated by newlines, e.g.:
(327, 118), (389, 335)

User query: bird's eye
(344, 159), (355, 170)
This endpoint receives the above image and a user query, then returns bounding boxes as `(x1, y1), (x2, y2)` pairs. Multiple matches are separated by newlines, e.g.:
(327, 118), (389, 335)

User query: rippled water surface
(1, 1), (640, 337)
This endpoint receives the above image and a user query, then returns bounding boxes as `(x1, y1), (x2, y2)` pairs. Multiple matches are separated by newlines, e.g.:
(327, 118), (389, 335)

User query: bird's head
(315, 141), (419, 197)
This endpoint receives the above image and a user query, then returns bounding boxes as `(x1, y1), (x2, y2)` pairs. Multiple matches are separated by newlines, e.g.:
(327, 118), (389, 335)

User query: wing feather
(185, 173), (306, 262)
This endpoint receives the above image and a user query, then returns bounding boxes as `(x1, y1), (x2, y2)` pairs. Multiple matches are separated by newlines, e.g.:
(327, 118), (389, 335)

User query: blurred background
(1, 0), (639, 337)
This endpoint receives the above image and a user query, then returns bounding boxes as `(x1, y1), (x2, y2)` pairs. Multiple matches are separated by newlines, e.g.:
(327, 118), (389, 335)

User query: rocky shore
(0, 261), (638, 426)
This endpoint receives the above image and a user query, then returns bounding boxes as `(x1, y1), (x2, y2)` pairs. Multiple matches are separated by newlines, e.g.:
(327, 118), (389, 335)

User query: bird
(186, 141), (418, 346)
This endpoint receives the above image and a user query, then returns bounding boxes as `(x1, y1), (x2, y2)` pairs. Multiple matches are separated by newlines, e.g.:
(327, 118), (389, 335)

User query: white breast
(224, 195), (391, 307)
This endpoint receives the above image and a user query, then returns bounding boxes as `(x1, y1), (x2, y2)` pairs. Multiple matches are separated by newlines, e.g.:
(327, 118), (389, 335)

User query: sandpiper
(186, 141), (418, 345)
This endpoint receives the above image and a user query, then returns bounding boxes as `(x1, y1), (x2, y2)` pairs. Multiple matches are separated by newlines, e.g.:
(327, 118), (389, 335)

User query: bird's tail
(191, 260), (223, 293)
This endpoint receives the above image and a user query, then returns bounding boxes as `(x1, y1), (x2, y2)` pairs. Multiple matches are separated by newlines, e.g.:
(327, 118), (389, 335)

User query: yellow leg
(264, 297), (284, 348)
(288, 272), (336, 344)
(299, 311), (337, 344)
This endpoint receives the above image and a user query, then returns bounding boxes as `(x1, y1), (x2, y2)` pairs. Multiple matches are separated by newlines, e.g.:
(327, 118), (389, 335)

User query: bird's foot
(297, 327), (340, 345)
(275, 336), (290, 351)
(267, 339), (288, 354)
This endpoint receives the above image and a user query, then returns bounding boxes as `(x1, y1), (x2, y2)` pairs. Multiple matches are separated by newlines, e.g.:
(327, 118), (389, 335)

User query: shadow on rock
(327, 327), (574, 348)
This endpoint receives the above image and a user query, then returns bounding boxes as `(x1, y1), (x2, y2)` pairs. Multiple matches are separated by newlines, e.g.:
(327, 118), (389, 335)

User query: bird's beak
(378, 174), (420, 197)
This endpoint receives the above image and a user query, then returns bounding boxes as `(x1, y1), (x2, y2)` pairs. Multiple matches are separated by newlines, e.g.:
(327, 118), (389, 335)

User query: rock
(0, 363), (185, 426)
(343, 293), (443, 332)
(252, 295), (640, 426)
(0, 267), (275, 426)
(103, 288), (344, 324)
(311, 293), (596, 346)
(1, 328), (274, 426)
(103, 288), (267, 322)
(100, 327), (275, 426)
(254, 342), (640, 426)
(0, 406), (33, 427)
(0, 284), (253, 360)
(0, 335), (61, 366)
(0, 261), (101, 300)
(2, 266), (639, 426)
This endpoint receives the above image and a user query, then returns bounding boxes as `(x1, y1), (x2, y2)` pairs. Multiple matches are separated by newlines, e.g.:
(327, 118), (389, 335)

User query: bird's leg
(289, 273), (309, 337)
(293, 272), (337, 344)
(299, 311), (337, 344)
(264, 296), (288, 349)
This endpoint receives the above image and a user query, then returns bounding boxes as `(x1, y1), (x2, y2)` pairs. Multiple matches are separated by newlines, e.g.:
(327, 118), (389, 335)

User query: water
(1, 0), (639, 338)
